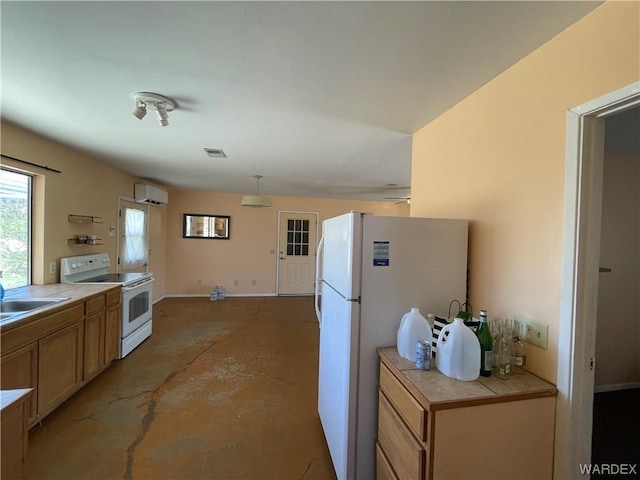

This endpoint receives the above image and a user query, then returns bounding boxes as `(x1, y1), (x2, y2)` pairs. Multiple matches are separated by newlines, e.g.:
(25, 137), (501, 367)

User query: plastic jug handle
(437, 323), (451, 347)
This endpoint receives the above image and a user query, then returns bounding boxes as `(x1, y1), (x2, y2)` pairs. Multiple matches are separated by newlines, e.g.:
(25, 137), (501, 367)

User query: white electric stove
(60, 253), (154, 358)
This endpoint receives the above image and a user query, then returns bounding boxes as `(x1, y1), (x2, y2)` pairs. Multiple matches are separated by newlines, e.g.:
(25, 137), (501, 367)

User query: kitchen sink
(0, 298), (70, 323)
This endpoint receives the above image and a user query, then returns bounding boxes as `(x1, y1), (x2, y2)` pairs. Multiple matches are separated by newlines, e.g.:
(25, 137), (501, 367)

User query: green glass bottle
(476, 309), (493, 376)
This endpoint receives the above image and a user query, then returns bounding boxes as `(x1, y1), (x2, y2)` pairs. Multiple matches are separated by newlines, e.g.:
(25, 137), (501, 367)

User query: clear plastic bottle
(217, 285), (226, 300)
(0, 270), (5, 302)
(210, 286), (218, 301)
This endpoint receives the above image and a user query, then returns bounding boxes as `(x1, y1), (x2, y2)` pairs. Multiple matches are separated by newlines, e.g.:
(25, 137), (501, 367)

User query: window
(286, 219), (309, 256)
(0, 168), (32, 288)
(122, 206), (147, 269)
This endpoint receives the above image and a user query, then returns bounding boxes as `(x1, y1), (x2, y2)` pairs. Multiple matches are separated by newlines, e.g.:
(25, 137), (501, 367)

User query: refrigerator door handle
(315, 235), (324, 326)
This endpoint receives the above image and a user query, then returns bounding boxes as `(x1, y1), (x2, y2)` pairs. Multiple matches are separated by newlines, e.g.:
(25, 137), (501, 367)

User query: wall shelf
(68, 215), (104, 224)
(68, 238), (103, 247)
(68, 214), (104, 247)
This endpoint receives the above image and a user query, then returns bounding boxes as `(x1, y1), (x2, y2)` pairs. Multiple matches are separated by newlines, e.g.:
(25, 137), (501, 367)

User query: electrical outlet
(234, 280), (239, 286)
(515, 314), (548, 350)
(197, 279), (202, 286)
(49, 262), (56, 275)
(251, 279), (257, 286)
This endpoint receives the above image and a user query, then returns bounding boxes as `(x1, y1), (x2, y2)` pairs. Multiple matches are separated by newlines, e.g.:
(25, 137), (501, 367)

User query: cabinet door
(83, 312), (105, 380)
(104, 305), (121, 364)
(37, 322), (83, 417)
(1, 344), (38, 425)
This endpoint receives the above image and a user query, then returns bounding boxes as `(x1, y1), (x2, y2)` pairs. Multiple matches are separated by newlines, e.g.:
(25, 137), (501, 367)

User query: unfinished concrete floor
(27, 296), (336, 480)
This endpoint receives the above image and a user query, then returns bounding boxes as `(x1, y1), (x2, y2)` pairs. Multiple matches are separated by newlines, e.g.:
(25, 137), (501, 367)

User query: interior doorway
(590, 105), (640, 470)
(556, 82), (640, 478)
(276, 211), (318, 295)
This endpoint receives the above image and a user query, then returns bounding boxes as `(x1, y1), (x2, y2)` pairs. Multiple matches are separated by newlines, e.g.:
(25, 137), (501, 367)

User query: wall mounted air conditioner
(134, 184), (168, 205)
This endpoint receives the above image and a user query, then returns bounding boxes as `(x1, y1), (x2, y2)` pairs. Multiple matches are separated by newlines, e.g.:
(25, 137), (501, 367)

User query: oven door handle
(122, 278), (154, 291)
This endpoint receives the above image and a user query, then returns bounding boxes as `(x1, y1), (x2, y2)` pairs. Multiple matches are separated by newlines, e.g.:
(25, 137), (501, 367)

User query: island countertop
(378, 347), (556, 411)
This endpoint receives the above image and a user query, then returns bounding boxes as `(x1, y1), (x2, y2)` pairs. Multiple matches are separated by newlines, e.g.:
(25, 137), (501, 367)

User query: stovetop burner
(76, 272), (150, 284)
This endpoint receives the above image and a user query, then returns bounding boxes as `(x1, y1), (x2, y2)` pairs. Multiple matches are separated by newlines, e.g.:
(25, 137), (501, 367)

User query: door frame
(556, 81), (640, 478)
(276, 210), (319, 295)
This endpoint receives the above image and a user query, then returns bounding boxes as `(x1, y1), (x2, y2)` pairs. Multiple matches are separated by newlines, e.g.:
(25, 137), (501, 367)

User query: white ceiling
(1, 1), (602, 201)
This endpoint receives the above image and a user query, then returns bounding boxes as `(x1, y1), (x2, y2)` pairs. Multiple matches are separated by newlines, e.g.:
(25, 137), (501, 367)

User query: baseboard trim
(162, 293), (278, 299)
(594, 382), (640, 393)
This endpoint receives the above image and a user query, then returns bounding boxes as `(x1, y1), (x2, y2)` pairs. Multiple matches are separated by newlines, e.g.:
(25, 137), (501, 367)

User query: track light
(133, 100), (147, 120)
(155, 102), (169, 127)
(132, 92), (177, 127)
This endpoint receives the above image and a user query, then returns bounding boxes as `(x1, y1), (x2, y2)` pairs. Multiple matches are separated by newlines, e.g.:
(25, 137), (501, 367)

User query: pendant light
(241, 175), (272, 208)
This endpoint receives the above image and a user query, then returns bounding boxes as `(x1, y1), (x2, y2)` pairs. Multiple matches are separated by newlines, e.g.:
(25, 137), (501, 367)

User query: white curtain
(123, 207), (146, 268)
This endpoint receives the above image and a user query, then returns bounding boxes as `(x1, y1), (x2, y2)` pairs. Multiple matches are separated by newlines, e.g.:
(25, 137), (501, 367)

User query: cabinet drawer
(380, 363), (427, 441)
(376, 442), (399, 480)
(85, 295), (105, 316)
(105, 289), (120, 308)
(378, 391), (425, 480)
(1, 304), (84, 353)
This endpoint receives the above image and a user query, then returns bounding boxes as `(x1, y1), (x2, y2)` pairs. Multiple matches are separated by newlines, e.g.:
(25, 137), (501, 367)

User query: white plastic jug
(436, 317), (480, 381)
(397, 308), (432, 362)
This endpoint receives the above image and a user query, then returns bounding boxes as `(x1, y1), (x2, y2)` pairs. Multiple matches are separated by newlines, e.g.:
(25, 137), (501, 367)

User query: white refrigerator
(314, 212), (468, 480)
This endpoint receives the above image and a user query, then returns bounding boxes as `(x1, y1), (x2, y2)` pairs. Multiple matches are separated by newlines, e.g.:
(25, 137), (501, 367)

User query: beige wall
(1, 121), (167, 301)
(165, 189), (408, 296)
(410, 1), (639, 382)
(596, 153), (640, 388)
(1, 121), (407, 300)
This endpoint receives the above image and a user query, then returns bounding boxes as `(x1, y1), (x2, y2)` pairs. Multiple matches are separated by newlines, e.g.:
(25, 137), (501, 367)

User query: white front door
(277, 212), (318, 295)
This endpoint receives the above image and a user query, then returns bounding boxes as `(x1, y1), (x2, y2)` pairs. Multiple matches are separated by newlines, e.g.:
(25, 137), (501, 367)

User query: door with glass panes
(117, 199), (149, 273)
(277, 212), (317, 295)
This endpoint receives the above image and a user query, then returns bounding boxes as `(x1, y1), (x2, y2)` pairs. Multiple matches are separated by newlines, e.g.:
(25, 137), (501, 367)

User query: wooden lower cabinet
(1, 287), (121, 427)
(378, 391), (425, 480)
(377, 349), (556, 480)
(83, 311), (105, 380)
(37, 321), (83, 417)
(104, 291), (121, 363)
(0, 344), (37, 425)
(83, 293), (106, 380)
(1, 389), (32, 480)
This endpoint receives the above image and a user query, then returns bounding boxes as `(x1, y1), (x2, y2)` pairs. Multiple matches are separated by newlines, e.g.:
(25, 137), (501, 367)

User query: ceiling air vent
(204, 148), (227, 158)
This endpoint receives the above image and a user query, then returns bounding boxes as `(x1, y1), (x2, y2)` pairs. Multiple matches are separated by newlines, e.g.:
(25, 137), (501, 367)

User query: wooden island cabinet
(377, 348), (557, 480)
(1, 285), (121, 428)
(1, 389), (33, 480)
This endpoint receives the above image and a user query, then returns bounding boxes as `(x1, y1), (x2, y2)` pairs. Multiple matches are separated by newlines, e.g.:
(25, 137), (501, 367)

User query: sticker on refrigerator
(373, 241), (389, 266)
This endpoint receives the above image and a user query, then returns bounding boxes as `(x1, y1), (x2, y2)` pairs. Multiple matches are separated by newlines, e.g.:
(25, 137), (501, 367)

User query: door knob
(280, 257), (286, 260)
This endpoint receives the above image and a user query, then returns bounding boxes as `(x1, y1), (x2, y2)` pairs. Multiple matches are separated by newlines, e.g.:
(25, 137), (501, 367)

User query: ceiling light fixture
(155, 102), (169, 127)
(133, 100), (147, 120)
(241, 175), (272, 208)
(132, 92), (177, 127)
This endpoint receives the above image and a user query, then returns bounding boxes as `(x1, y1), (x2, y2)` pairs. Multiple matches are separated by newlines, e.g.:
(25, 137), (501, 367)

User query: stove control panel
(60, 253), (111, 277)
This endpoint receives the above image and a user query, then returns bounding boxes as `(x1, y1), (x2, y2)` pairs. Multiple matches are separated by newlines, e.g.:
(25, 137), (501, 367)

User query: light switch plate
(515, 314), (548, 350)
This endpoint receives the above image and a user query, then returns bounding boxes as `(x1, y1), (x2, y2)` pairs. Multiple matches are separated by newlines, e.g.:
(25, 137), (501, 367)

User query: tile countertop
(0, 389), (33, 410)
(378, 347), (557, 411)
(1, 283), (121, 332)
